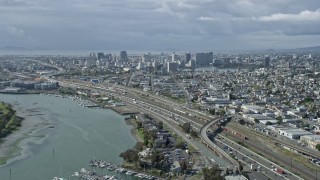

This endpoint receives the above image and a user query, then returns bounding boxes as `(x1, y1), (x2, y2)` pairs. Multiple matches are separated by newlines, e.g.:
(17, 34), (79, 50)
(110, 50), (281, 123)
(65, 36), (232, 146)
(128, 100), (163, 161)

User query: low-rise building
(300, 135), (320, 149)
(278, 128), (313, 139)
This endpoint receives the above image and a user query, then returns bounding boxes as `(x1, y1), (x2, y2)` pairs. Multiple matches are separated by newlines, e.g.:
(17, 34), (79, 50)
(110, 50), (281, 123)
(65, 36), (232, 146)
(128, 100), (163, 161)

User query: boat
(52, 177), (66, 180)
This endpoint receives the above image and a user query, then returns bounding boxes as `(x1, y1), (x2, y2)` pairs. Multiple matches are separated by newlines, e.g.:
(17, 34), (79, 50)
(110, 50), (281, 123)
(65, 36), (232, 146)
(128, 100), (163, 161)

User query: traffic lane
(213, 138), (282, 180)
(213, 137), (291, 180)
(216, 136), (301, 180)
(225, 134), (313, 180)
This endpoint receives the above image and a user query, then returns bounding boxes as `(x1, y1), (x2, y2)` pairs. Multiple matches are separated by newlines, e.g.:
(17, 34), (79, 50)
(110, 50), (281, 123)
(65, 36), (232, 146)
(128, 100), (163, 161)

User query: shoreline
(0, 101), (52, 166)
(125, 118), (143, 143)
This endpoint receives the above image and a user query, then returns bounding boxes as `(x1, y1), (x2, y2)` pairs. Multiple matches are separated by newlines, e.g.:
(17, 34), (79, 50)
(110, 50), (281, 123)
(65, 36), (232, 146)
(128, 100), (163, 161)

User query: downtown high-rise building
(120, 51), (128, 62)
(186, 52), (191, 63)
(195, 52), (213, 66)
(264, 57), (270, 68)
(167, 62), (178, 72)
(97, 52), (105, 60)
(172, 53), (178, 62)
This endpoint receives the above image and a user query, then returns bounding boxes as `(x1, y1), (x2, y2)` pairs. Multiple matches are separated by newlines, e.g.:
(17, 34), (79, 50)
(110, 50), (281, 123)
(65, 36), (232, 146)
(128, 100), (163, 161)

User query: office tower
(172, 53), (178, 62)
(120, 51), (128, 62)
(264, 57), (270, 68)
(97, 52), (105, 60)
(195, 52), (213, 66)
(186, 52), (191, 63)
(167, 62), (178, 72)
(89, 53), (97, 60)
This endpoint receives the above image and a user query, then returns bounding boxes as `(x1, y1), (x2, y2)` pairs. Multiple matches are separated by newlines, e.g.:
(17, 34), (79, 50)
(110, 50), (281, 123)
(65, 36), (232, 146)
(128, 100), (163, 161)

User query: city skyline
(0, 0), (320, 51)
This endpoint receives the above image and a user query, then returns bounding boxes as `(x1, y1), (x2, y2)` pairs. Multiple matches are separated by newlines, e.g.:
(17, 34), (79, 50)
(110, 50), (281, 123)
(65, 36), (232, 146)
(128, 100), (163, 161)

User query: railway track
(226, 122), (320, 159)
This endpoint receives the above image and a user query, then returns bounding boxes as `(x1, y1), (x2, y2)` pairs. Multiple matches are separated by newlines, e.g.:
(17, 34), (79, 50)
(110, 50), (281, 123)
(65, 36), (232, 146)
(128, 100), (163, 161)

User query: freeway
(200, 119), (239, 171)
(213, 136), (294, 180)
(114, 85), (213, 121)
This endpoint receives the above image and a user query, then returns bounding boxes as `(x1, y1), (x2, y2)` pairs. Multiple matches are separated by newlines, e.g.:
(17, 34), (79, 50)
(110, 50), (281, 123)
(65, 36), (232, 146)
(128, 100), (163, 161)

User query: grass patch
(237, 141), (248, 148)
(137, 128), (145, 140)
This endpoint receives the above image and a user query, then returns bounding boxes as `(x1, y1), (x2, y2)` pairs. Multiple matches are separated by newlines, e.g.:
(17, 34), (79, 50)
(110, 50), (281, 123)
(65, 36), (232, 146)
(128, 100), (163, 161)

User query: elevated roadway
(200, 119), (239, 171)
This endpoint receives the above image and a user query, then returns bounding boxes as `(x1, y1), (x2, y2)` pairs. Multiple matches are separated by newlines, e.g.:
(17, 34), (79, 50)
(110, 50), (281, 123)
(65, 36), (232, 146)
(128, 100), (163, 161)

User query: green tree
(276, 116), (283, 124)
(254, 119), (260, 124)
(120, 149), (139, 163)
(218, 110), (226, 117)
(136, 121), (142, 129)
(238, 119), (245, 125)
(190, 130), (198, 138)
(209, 109), (215, 115)
(182, 122), (191, 133)
(266, 121), (272, 125)
(316, 144), (320, 151)
(133, 142), (144, 152)
(157, 121), (163, 130)
(202, 165), (223, 180)
(179, 160), (188, 172)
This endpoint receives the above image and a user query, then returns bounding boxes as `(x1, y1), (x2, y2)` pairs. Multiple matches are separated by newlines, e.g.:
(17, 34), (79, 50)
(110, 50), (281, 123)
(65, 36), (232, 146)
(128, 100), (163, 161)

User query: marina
(52, 160), (161, 180)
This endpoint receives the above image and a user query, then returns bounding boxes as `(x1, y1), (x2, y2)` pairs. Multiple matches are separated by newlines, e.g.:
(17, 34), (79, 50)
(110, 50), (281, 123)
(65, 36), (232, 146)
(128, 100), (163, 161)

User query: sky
(1, 0), (320, 52)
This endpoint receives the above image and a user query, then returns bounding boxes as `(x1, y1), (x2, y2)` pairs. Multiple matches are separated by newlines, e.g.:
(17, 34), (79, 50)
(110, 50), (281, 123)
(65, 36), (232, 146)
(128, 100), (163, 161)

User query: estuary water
(0, 94), (136, 180)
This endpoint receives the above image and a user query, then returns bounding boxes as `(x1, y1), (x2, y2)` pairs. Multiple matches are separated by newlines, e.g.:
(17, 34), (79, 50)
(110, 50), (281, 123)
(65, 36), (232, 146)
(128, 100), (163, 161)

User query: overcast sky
(1, 0), (320, 51)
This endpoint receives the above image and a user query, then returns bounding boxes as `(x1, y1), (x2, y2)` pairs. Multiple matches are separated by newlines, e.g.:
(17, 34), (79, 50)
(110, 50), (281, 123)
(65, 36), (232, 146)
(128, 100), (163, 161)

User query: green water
(0, 94), (136, 180)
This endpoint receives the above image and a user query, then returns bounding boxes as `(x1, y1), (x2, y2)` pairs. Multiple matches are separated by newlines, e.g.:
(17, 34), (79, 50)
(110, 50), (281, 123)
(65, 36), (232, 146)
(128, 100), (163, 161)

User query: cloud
(5, 25), (25, 36)
(198, 16), (219, 21)
(259, 9), (320, 22)
(0, 0), (28, 6)
(0, 0), (320, 51)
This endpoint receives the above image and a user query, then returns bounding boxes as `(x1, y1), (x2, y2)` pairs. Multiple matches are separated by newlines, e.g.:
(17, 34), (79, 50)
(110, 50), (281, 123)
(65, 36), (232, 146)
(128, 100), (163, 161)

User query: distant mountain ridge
(291, 46), (320, 52)
(1, 45), (320, 53)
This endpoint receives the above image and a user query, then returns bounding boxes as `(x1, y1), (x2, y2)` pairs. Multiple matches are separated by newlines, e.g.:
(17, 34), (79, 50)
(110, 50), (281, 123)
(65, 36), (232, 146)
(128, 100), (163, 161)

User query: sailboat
(52, 167), (67, 180)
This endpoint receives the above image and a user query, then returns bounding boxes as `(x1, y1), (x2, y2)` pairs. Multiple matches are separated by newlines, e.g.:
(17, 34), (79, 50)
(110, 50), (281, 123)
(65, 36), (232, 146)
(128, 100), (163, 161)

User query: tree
(175, 140), (186, 149)
(209, 109), (216, 115)
(238, 119), (245, 125)
(182, 122), (191, 133)
(190, 130), (198, 138)
(276, 116), (283, 124)
(202, 165), (223, 180)
(157, 121), (163, 130)
(225, 168), (230, 175)
(218, 110), (226, 117)
(133, 142), (144, 152)
(179, 160), (188, 172)
(120, 149), (139, 163)
(239, 162), (244, 172)
(316, 144), (320, 151)
(266, 121), (272, 125)
(136, 121), (142, 129)
(254, 119), (260, 124)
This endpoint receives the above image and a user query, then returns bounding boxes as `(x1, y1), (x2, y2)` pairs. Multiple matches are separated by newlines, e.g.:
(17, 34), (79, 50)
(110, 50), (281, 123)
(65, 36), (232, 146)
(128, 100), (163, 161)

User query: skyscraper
(172, 53), (178, 62)
(264, 57), (270, 68)
(89, 53), (97, 60)
(120, 51), (128, 62)
(195, 52), (213, 66)
(167, 62), (178, 72)
(97, 52), (105, 60)
(186, 52), (191, 63)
